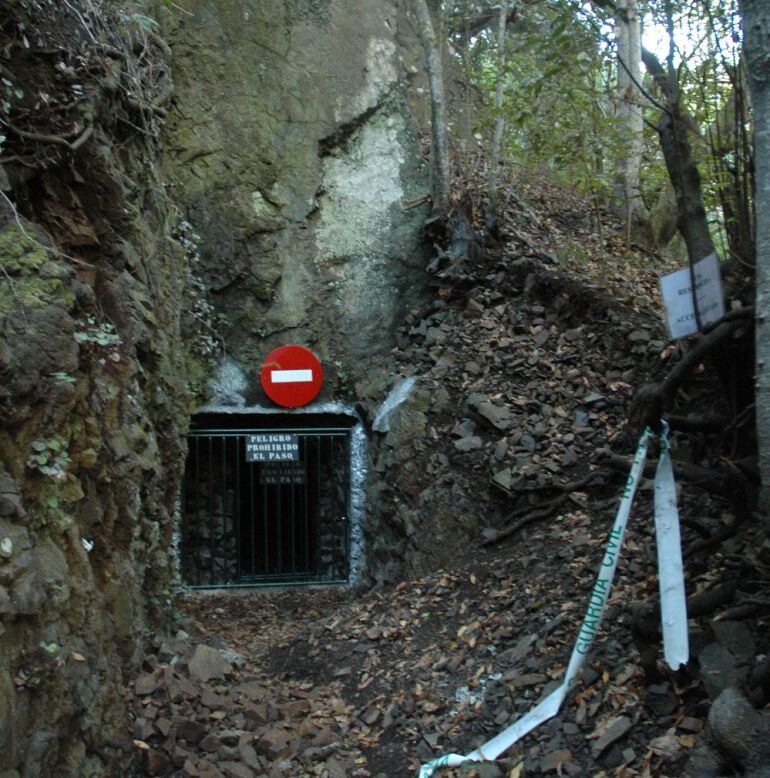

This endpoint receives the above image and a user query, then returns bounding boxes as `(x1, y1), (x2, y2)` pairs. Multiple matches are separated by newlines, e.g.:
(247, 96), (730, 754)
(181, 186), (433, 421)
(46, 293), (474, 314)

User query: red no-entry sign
(260, 345), (323, 408)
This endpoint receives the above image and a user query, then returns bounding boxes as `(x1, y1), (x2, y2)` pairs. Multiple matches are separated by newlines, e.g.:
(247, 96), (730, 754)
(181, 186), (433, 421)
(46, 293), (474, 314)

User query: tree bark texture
(614, 0), (645, 232)
(741, 0), (770, 511)
(642, 48), (716, 265)
(412, 0), (450, 215)
(489, 1), (509, 198)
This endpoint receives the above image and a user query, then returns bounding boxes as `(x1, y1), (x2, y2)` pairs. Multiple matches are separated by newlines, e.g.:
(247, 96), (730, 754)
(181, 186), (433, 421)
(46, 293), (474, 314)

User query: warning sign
(245, 434), (299, 462)
(260, 462), (306, 486)
(260, 345), (323, 408)
(659, 252), (725, 339)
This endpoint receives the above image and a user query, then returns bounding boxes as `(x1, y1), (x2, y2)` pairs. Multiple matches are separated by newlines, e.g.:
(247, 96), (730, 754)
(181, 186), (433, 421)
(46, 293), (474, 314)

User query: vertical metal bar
(221, 436), (226, 583)
(290, 471), (296, 575)
(316, 434), (322, 581)
(263, 469), (269, 575)
(194, 436), (200, 586)
(208, 436), (213, 585)
(277, 481), (282, 575)
(181, 447), (188, 584)
(249, 450), (255, 577)
(235, 436), (241, 582)
(303, 435), (309, 575)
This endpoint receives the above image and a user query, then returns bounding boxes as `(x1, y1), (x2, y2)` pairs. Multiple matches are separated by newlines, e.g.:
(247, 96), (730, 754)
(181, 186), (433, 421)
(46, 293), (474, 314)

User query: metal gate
(181, 427), (351, 587)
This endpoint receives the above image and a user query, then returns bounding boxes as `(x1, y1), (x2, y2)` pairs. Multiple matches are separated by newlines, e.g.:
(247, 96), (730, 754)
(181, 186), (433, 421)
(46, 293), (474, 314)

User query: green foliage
(51, 371), (76, 384)
(27, 437), (70, 479)
(119, 10), (160, 33)
(447, 0), (625, 200)
(331, 358), (354, 399)
(441, 0), (747, 259)
(74, 316), (121, 347)
(638, 0), (749, 260)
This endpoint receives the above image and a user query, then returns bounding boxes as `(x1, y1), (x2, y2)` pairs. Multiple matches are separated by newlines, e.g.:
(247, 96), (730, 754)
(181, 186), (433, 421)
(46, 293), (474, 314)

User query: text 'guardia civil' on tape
(418, 425), (688, 777)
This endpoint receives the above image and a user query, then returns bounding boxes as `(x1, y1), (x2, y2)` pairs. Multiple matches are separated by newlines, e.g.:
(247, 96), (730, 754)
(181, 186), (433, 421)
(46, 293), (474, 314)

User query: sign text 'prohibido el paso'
(260, 345), (323, 408)
(245, 434), (299, 462)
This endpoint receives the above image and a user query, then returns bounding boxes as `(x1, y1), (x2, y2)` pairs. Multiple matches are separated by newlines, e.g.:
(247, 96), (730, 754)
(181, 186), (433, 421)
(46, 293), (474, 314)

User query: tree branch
(449, 8), (518, 43)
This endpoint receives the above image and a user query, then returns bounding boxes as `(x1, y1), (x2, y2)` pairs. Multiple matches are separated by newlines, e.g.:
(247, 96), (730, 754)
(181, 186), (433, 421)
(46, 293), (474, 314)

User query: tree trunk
(659, 105), (717, 263)
(412, 0), (450, 215)
(613, 0), (645, 234)
(741, 0), (770, 511)
(642, 47), (716, 267)
(489, 1), (509, 200)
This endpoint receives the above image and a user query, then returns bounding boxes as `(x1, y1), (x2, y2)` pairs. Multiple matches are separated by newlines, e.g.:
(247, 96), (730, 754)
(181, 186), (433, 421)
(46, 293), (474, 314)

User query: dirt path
(126, 478), (767, 777)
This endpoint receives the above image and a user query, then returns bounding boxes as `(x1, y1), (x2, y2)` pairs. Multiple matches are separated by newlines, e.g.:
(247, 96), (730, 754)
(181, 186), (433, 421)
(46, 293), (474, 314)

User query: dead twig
(506, 225), (559, 265)
(714, 599), (770, 622)
(401, 194), (431, 210)
(0, 190), (94, 270)
(481, 495), (570, 546)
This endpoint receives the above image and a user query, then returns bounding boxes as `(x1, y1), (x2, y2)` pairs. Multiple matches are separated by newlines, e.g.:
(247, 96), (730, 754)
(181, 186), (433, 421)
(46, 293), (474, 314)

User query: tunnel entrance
(181, 412), (356, 587)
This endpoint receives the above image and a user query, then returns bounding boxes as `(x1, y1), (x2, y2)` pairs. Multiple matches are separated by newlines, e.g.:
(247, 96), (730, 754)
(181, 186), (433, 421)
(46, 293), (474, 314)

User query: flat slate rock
(188, 644), (233, 683)
(591, 715), (633, 755)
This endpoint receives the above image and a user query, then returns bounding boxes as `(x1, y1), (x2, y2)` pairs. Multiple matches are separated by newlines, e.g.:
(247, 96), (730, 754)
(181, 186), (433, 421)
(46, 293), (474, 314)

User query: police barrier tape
(418, 425), (688, 777)
(654, 422), (689, 669)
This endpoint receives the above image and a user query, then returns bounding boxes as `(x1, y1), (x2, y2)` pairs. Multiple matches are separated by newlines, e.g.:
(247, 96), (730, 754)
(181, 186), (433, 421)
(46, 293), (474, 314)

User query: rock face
(0, 6), (197, 772)
(162, 0), (431, 393)
(0, 206), (188, 772)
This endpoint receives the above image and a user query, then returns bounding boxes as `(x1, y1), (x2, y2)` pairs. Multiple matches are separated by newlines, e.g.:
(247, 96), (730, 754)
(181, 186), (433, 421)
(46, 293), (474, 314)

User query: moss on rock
(0, 225), (74, 317)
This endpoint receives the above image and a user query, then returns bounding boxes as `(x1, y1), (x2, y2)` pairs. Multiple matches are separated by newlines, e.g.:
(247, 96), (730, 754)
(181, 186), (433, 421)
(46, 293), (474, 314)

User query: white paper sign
(660, 252), (725, 339)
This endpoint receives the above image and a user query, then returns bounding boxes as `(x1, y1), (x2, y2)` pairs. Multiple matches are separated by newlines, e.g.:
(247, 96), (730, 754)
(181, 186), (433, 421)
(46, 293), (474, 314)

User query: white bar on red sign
(271, 369), (313, 383)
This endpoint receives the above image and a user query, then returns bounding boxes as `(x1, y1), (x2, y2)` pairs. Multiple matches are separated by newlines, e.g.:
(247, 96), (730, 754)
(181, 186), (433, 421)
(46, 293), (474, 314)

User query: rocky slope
(125, 183), (769, 777)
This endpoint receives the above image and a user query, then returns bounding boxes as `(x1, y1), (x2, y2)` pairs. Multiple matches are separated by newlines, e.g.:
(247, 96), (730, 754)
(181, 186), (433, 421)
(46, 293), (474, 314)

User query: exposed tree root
(482, 472), (604, 546)
(666, 412), (729, 434)
(633, 317), (751, 433)
(600, 449), (733, 498)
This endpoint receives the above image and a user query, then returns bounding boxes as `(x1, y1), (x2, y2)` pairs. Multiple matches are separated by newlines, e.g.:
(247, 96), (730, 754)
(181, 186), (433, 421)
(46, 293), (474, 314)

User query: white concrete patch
(336, 37), (398, 123)
(208, 356), (248, 407)
(316, 109), (406, 264)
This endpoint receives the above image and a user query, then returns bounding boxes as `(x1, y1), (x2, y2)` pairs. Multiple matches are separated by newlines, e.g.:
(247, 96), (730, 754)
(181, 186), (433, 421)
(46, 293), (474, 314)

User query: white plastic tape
(418, 429), (653, 778)
(654, 423), (689, 669)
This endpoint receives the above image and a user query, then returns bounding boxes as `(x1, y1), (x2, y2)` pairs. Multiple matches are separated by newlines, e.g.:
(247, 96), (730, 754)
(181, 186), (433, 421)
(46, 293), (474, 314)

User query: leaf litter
(125, 181), (768, 776)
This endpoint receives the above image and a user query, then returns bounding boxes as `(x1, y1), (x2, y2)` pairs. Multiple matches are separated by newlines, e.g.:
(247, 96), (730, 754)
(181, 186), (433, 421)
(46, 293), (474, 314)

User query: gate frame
(182, 425), (353, 589)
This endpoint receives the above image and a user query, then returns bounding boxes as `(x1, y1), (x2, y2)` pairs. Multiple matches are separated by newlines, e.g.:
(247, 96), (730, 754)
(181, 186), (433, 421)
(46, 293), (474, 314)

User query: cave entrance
(181, 412), (356, 588)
